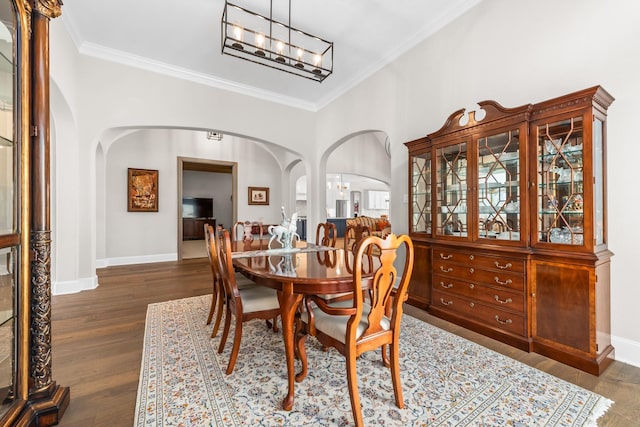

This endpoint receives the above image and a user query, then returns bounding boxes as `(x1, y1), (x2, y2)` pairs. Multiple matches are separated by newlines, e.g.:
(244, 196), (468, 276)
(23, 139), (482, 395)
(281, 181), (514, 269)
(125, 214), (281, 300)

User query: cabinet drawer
(433, 260), (524, 291)
(433, 249), (525, 273)
(432, 290), (526, 336)
(433, 275), (525, 312)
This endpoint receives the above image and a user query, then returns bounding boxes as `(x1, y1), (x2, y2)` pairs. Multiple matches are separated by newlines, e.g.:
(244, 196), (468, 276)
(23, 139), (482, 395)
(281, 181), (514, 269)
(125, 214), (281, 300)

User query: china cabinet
(0, 1), (68, 426)
(405, 86), (614, 375)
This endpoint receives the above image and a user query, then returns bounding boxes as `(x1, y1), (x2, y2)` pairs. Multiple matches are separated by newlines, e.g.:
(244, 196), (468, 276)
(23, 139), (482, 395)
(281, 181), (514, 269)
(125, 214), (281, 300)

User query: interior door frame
(177, 157), (237, 260)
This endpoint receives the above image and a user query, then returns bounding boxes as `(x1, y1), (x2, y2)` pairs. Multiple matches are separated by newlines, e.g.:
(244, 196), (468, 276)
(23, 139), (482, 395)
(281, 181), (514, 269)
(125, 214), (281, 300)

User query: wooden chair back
(315, 222), (337, 247)
(344, 223), (374, 274)
(204, 223), (225, 337)
(352, 234), (413, 340)
(344, 223), (371, 252)
(232, 220), (264, 242)
(216, 229), (242, 302)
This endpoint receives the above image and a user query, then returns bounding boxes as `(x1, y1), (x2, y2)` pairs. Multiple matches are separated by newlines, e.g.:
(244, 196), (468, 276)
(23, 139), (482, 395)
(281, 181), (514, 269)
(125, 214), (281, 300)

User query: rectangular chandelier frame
(221, 0), (333, 82)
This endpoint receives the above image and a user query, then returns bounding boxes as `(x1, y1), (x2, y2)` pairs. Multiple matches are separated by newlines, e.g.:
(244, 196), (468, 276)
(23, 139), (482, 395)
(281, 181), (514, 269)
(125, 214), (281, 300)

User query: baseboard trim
(611, 334), (640, 369)
(52, 275), (98, 295)
(53, 253), (177, 295)
(97, 253), (178, 268)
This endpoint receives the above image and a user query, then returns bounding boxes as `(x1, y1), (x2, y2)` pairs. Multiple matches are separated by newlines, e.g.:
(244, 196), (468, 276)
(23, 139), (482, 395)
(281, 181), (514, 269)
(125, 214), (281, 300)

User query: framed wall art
(248, 186), (269, 205)
(128, 168), (159, 212)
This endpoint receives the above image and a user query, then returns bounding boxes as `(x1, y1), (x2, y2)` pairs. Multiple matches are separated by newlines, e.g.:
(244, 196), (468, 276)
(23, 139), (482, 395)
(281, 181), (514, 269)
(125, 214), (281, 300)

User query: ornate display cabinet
(405, 86), (614, 375)
(528, 87), (615, 375)
(0, 1), (68, 426)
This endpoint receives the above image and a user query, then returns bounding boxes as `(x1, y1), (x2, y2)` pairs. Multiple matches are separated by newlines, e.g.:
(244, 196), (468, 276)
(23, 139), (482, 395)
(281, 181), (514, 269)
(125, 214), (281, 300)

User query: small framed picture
(248, 186), (269, 205)
(128, 168), (159, 212)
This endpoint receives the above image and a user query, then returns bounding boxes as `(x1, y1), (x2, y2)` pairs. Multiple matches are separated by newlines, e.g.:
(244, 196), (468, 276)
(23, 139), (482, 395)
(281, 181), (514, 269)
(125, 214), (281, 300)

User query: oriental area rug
(134, 295), (612, 426)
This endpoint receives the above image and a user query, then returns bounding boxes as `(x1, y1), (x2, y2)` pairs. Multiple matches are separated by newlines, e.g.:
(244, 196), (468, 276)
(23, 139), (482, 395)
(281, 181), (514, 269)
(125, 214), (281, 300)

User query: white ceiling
(60, 0), (481, 111)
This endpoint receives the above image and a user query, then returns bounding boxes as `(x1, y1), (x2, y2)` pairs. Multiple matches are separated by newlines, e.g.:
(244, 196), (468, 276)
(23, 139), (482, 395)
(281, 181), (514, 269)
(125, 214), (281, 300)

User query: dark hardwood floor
(51, 258), (640, 426)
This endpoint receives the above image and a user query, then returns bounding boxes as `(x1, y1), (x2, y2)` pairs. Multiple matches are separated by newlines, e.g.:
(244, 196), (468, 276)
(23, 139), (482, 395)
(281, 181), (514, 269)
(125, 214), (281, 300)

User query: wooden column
(19, 0), (70, 425)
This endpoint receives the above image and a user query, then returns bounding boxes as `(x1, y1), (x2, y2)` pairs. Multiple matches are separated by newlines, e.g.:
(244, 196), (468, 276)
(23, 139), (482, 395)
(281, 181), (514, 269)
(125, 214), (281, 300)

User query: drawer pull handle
(494, 295), (513, 304)
(440, 298), (453, 306)
(439, 253), (453, 260)
(494, 277), (513, 286)
(440, 266), (453, 273)
(494, 261), (512, 270)
(440, 281), (453, 289)
(469, 283), (475, 289)
(494, 315), (513, 325)
(469, 302), (475, 308)
(469, 267), (474, 273)
(469, 255), (474, 260)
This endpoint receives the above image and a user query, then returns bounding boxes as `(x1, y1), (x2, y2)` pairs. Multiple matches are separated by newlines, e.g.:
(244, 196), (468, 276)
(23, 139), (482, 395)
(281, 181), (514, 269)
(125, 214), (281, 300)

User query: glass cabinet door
(436, 142), (467, 237)
(0, 0), (16, 416)
(536, 117), (585, 245)
(477, 129), (522, 241)
(410, 152), (431, 233)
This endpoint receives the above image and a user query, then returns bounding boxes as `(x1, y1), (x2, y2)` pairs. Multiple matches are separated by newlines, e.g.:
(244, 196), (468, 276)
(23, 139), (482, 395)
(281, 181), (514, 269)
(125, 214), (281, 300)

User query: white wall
(98, 129), (283, 266)
(49, 0), (640, 367)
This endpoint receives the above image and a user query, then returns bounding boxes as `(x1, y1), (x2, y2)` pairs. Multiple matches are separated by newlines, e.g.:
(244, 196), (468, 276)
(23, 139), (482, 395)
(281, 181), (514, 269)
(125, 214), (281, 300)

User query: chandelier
(221, 0), (333, 82)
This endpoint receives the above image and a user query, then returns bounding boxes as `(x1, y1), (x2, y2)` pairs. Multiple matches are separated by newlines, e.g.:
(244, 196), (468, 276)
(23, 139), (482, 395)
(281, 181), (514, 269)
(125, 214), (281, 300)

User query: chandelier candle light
(221, 0), (333, 82)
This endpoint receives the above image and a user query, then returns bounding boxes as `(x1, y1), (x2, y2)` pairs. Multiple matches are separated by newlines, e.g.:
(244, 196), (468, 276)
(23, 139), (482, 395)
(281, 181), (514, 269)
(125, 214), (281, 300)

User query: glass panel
(537, 117), (584, 245)
(478, 130), (521, 241)
(436, 142), (467, 237)
(0, 3), (13, 236)
(411, 152), (431, 233)
(594, 118), (604, 245)
(0, 247), (14, 415)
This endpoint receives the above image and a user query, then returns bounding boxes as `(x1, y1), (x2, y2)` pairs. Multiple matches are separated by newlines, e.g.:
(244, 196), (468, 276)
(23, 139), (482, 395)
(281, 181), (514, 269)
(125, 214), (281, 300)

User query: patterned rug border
(134, 295), (613, 426)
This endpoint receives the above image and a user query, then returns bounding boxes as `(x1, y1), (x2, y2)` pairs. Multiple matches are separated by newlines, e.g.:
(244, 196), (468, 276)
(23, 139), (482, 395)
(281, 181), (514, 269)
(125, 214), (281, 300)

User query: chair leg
(206, 279), (217, 325)
(217, 304), (232, 354)
(390, 340), (404, 409)
(381, 344), (390, 368)
(265, 317), (279, 332)
(346, 350), (364, 427)
(226, 316), (243, 375)
(206, 297), (215, 325)
(211, 287), (225, 338)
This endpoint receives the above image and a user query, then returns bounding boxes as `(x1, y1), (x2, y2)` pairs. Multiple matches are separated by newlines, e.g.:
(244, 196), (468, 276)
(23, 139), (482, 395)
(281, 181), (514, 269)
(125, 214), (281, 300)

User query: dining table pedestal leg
(278, 281), (302, 411)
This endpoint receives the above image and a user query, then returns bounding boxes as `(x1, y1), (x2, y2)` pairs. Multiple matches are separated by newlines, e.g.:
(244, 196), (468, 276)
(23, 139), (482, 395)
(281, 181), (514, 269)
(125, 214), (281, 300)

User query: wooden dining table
(231, 240), (367, 411)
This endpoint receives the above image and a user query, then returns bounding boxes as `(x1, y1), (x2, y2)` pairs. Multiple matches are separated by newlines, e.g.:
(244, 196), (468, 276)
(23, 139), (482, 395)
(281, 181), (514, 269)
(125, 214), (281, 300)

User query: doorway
(177, 157), (237, 260)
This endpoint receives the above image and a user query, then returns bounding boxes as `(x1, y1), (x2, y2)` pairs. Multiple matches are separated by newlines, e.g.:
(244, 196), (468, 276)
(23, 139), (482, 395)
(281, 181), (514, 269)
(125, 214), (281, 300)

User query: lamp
(221, 0), (333, 82)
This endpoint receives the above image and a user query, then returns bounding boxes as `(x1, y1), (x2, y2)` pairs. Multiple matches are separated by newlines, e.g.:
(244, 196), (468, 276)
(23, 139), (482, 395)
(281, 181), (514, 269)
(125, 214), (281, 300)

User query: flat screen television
(182, 197), (213, 218)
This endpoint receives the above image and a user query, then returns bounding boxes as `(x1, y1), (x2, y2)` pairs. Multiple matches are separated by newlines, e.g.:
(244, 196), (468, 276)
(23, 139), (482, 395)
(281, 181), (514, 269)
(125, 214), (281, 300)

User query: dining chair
(344, 223), (371, 253)
(295, 233), (414, 427)
(204, 224), (259, 338)
(315, 222), (337, 248)
(232, 220), (263, 242)
(216, 228), (281, 375)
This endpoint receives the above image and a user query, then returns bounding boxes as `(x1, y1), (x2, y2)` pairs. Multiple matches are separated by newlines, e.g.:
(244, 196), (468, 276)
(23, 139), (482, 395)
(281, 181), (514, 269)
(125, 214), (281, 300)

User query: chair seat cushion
(239, 286), (280, 313)
(315, 292), (352, 301)
(235, 272), (257, 289)
(301, 300), (390, 343)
